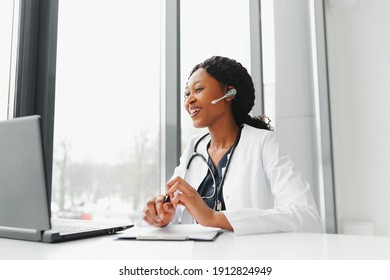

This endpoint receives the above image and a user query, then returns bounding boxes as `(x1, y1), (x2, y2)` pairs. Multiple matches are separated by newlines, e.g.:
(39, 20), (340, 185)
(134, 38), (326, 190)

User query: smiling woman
(139, 56), (322, 235)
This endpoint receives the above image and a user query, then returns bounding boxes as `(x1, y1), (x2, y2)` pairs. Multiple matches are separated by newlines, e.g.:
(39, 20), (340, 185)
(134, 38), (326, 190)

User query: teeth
(190, 107), (202, 116)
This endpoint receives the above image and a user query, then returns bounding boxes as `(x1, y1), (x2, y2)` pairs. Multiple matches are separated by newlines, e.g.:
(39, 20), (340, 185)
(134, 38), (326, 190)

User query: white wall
(273, 0), (323, 222)
(325, 0), (390, 236)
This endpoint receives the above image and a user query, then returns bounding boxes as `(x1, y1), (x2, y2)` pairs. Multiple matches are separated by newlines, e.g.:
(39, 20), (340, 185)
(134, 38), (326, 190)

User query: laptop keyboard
(51, 219), (103, 234)
(51, 223), (100, 234)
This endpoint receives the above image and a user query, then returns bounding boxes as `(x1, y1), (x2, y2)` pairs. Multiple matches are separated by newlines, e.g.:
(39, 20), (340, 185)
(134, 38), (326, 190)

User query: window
(52, 0), (161, 222)
(180, 0), (252, 149)
(0, 0), (19, 121)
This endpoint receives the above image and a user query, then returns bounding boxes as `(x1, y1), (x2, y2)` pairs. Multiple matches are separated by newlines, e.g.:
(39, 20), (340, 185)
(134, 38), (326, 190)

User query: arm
(223, 132), (323, 235)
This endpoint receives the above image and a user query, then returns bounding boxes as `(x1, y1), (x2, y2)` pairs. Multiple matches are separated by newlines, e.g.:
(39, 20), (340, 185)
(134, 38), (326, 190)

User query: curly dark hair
(189, 56), (272, 131)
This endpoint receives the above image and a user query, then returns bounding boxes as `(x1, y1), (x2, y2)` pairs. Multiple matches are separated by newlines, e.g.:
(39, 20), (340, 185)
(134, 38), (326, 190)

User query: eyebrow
(185, 80), (203, 93)
(187, 80), (202, 88)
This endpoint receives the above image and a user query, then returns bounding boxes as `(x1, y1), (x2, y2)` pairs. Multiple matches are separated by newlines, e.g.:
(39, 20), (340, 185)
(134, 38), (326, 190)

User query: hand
(166, 176), (215, 227)
(142, 194), (175, 227)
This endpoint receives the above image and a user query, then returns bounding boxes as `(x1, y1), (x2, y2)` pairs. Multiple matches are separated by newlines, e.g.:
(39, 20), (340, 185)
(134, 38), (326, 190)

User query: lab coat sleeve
(223, 132), (323, 235)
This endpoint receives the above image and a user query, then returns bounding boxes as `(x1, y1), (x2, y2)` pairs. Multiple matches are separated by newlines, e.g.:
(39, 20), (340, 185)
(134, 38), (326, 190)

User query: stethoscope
(185, 126), (242, 211)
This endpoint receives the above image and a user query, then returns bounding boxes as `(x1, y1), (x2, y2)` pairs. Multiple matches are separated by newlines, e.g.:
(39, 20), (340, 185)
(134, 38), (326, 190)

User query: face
(184, 68), (234, 128)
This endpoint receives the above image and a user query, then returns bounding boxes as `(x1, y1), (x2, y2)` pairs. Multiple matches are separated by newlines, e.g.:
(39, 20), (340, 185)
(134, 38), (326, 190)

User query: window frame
(13, 0), (336, 233)
(14, 0), (58, 200)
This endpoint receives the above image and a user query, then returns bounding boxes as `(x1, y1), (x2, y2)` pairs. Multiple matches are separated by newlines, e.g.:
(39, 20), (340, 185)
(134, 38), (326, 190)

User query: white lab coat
(171, 124), (323, 235)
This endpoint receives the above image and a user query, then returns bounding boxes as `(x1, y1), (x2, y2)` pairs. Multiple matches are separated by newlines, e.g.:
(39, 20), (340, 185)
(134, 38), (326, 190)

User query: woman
(141, 56), (322, 235)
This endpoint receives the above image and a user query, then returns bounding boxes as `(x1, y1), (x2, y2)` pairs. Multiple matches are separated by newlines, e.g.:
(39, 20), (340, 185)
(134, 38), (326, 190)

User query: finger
(165, 184), (183, 207)
(142, 214), (155, 225)
(167, 180), (193, 197)
(146, 198), (158, 217)
(155, 196), (166, 218)
(146, 198), (163, 223)
(165, 176), (185, 192)
(142, 208), (157, 225)
(153, 221), (168, 227)
(163, 202), (174, 213)
(159, 202), (175, 223)
(166, 181), (180, 197)
(170, 192), (186, 208)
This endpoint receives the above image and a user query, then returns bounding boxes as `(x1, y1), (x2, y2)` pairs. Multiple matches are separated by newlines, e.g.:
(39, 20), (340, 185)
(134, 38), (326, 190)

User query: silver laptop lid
(0, 115), (51, 231)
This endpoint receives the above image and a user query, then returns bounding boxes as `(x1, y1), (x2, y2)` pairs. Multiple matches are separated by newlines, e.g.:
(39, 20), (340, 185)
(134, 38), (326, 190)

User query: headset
(211, 88), (237, 104)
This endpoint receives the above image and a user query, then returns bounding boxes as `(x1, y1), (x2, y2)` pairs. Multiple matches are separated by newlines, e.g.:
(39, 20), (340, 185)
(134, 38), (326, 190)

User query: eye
(195, 87), (203, 93)
(184, 91), (190, 100)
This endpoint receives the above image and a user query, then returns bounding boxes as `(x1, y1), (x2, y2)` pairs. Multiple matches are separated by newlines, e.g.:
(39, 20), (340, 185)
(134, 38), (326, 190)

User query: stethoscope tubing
(185, 127), (242, 210)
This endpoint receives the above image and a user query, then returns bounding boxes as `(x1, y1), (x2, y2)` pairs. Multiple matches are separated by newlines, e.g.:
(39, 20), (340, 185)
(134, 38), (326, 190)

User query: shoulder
(239, 125), (284, 159)
(241, 124), (275, 144)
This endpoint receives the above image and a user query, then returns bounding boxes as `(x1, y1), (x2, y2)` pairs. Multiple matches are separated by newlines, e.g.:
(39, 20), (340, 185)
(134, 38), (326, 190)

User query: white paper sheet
(117, 224), (222, 241)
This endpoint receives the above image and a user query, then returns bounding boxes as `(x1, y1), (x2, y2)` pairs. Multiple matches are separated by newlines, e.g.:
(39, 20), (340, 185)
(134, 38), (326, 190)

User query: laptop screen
(0, 116), (51, 231)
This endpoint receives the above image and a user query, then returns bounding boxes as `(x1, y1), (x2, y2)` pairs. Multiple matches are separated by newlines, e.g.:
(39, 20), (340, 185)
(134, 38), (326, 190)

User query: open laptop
(0, 115), (133, 243)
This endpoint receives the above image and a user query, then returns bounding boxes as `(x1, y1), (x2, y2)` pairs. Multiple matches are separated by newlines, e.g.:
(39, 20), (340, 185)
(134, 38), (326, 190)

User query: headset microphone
(211, 88), (237, 104)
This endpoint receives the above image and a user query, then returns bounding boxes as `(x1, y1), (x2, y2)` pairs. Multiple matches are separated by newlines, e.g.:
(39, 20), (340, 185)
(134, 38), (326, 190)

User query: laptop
(0, 115), (133, 243)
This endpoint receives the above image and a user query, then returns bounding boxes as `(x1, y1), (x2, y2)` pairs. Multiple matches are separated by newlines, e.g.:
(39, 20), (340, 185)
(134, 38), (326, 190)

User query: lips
(189, 106), (202, 117)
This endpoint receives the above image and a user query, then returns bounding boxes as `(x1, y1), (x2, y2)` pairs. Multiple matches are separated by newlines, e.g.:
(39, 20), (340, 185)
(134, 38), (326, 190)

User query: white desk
(1, 232), (390, 260)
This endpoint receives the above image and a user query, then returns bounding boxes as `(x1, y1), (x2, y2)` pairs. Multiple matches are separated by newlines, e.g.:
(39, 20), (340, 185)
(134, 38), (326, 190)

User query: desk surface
(1, 231), (390, 260)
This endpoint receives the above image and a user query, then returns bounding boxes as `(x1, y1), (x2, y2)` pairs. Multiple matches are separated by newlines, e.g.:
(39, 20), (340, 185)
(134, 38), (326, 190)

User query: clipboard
(117, 224), (223, 241)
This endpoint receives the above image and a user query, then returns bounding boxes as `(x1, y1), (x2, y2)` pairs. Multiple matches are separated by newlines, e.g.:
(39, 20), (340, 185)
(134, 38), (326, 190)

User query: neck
(208, 121), (240, 150)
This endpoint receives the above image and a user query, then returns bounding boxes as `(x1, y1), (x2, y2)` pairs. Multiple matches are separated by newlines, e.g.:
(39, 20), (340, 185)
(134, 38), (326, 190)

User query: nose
(184, 93), (196, 106)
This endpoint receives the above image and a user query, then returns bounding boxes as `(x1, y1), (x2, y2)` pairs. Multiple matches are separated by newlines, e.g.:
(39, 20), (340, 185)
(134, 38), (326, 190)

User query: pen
(164, 195), (171, 203)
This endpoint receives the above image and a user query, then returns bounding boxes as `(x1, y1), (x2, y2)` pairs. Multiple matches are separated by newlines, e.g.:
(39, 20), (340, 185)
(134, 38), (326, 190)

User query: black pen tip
(164, 195), (171, 203)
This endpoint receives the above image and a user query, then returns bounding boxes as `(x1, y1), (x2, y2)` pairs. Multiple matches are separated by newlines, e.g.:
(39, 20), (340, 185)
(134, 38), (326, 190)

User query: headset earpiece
(211, 88), (237, 104)
(226, 88), (237, 97)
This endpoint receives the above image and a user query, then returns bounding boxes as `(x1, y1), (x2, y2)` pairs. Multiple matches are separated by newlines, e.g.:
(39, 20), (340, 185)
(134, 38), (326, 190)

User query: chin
(192, 121), (207, 129)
